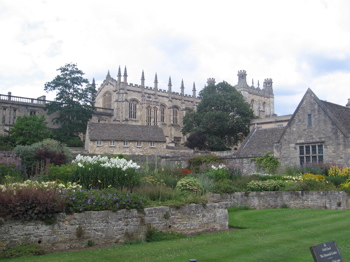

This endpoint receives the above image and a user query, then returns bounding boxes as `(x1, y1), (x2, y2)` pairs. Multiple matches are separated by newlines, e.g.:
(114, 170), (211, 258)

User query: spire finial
(117, 66), (122, 82)
(123, 66), (128, 84)
(106, 70), (111, 79)
(141, 70), (145, 87)
(168, 76), (172, 88)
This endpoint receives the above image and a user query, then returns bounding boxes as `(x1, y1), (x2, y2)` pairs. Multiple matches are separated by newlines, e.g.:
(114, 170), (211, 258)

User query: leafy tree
(185, 131), (208, 150)
(182, 81), (254, 151)
(44, 63), (96, 142)
(9, 115), (51, 146)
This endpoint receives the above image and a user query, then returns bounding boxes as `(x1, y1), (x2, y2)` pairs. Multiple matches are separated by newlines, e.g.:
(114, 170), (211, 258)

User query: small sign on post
(309, 241), (344, 262)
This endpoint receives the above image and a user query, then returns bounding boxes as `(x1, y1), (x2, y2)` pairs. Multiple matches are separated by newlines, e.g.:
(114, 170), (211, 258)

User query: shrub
(59, 189), (146, 213)
(0, 153), (24, 183)
(46, 164), (76, 184)
(0, 187), (65, 221)
(196, 175), (215, 193)
(175, 176), (203, 193)
(246, 180), (286, 191)
(207, 164), (231, 181)
(299, 179), (337, 191)
(13, 139), (72, 177)
(187, 155), (222, 173)
(212, 179), (238, 194)
(253, 152), (280, 174)
(135, 185), (184, 202)
(71, 154), (141, 191)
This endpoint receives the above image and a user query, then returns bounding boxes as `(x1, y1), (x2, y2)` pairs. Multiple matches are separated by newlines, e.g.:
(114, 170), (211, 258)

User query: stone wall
(0, 203), (228, 252)
(211, 191), (350, 210)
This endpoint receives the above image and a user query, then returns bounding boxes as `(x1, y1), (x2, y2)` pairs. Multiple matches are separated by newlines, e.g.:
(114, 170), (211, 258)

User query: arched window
(262, 102), (266, 111)
(250, 99), (254, 109)
(172, 107), (179, 124)
(160, 105), (165, 122)
(146, 106), (152, 125)
(129, 100), (137, 119)
(102, 92), (112, 108)
(153, 107), (158, 125)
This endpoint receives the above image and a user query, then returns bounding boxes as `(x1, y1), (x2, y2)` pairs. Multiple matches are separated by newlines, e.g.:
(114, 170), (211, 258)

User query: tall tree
(9, 114), (51, 146)
(182, 81), (254, 151)
(44, 63), (96, 141)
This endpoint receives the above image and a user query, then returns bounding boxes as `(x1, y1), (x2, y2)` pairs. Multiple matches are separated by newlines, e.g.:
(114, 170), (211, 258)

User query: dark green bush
(299, 179), (337, 191)
(325, 175), (348, 187)
(59, 189), (146, 213)
(212, 179), (238, 194)
(187, 155), (222, 173)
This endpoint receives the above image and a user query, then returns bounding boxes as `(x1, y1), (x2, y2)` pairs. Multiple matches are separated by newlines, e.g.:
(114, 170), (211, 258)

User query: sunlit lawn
(4, 208), (350, 262)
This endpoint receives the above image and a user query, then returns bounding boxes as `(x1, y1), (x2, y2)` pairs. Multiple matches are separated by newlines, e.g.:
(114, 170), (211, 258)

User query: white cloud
(1, 0), (350, 116)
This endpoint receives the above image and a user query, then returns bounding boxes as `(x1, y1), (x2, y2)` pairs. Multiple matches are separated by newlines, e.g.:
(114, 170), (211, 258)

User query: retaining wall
(211, 191), (350, 210)
(0, 203), (228, 251)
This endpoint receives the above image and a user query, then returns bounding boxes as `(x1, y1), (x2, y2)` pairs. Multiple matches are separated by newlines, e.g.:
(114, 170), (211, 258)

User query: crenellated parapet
(97, 66), (198, 100)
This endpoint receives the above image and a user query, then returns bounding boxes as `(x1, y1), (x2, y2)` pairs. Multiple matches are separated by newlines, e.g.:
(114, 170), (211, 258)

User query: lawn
(4, 208), (350, 262)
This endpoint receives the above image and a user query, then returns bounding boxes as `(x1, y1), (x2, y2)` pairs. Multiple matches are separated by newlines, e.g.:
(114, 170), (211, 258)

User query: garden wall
(211, 191), (350, 210)
(0, 203), (228, 252)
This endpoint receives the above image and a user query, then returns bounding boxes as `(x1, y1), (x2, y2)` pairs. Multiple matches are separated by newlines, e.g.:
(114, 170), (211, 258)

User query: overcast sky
(1, 0), (350, 116)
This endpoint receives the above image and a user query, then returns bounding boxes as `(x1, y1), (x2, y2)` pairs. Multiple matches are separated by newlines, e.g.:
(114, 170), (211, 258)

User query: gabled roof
(320, 100), (350, 135)
(238, 127), (285, 157)
(87, 123), (166, 142)
(277, 88), (350, 141)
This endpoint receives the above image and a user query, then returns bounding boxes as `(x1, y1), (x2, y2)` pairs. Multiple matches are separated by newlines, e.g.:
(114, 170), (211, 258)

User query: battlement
(99, 67), (197, 99)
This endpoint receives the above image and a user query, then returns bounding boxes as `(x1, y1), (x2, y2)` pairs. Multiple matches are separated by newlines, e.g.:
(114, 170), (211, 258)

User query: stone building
(0, 93), (59, 135)
(274, 88), (350, 168)
(237, 88), (350, 173)
(90, 67), (275, 149)
(85, 122), (167, 155)
(91, 67), (200, 146)
(235, 70), (274, 118)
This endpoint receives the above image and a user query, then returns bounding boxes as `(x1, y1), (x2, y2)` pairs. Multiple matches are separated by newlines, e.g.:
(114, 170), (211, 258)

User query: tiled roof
(238, 127), (285, 157)
(87, 123), (166, 142)
(321, 100), (350, 135)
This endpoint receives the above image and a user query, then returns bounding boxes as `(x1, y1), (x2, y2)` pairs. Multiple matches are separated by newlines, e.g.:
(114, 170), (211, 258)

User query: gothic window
(129, 101), (137, 119)
(250, 99), (254, 109)
(146, 106), (152, 125)
(153, 107), (158, 125)
(172, 107), (178, 124)
(102, 92), (112, 108)
(299, 144), (323, 166)
(160, 105), (165, 122)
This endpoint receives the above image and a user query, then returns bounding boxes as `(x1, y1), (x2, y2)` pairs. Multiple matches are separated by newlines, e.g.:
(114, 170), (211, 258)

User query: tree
(44, 63), (96, 142)
(182, 81), (254, 151)
(9, 114), (52, 146)
(185, 131), (208, 150)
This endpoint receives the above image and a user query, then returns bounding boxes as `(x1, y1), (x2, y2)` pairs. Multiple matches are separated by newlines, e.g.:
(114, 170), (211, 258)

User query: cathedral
(90, 67), (275, 147)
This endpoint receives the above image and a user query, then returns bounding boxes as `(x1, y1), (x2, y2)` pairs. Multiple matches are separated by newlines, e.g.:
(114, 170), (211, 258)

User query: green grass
(3, 208), (350, 262)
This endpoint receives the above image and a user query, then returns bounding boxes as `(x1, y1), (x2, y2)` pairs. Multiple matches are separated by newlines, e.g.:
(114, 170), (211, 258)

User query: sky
(1, 0), (350, 116)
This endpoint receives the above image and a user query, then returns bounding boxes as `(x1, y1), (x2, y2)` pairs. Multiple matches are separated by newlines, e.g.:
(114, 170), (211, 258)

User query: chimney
(346, 99), (350, 108)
